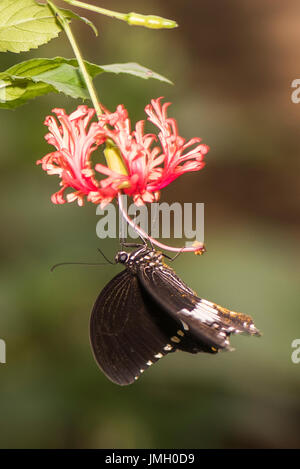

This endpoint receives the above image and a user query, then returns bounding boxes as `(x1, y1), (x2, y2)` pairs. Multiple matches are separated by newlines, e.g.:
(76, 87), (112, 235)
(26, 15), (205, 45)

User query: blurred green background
(1, 0), (300, 449)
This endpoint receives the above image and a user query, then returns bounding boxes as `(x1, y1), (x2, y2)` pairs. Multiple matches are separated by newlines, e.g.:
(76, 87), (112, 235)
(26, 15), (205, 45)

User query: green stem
(63, 0), (125, 21)
(62, 0), (178, 29)
(47, 0), (102, 118)
(47, 1), (129, 174)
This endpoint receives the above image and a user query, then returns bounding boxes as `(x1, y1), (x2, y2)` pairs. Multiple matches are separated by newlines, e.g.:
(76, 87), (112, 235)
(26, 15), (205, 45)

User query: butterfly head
(115, 246), (163, 270)
(115, 251), (129, 264)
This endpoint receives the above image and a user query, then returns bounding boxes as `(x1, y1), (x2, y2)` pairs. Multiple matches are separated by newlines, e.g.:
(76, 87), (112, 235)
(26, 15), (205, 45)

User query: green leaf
(0, 57), (173, 109)
(0, 75), (54, 109)
(67, 11), (98, 36)
(98, 63), (173, 84)
(0, 0), (97, 53)
(0, 0), (62, 53)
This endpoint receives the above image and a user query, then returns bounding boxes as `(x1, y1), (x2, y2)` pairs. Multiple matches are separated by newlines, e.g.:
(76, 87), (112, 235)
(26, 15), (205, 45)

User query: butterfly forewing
(90, 269), (180, 385)
(137, 261), (260, 352)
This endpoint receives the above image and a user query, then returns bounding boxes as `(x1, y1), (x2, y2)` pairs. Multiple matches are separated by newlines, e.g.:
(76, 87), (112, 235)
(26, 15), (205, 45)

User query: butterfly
(90, 244), (260, 385)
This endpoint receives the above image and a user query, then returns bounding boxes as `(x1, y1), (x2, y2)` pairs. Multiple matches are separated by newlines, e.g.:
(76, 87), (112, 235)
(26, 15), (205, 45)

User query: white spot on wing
(181, 320), (189, 331)
(171, 336), (181, 343)
(179, 301), (219, 325)
(164, 344), (173, 351)
(201, 299), (215, 307)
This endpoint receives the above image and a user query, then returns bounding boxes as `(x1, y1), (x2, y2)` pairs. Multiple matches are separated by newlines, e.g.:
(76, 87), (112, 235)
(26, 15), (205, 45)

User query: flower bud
(104, 145), (128, 176)
(126, 12), (178, 29)
(104, 145), (130, 189)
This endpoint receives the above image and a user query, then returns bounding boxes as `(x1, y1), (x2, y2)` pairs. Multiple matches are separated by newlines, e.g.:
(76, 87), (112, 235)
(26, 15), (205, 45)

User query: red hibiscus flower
(37, 98), (209, 207)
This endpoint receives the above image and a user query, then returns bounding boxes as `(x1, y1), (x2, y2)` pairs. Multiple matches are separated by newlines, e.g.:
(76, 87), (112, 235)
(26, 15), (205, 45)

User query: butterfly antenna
(51, 261), (110, 272)
(97, 247), (115, 265)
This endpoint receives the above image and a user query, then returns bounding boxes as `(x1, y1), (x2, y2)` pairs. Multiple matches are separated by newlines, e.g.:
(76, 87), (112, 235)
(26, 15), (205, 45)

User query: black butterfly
(90, 245), (260, 385)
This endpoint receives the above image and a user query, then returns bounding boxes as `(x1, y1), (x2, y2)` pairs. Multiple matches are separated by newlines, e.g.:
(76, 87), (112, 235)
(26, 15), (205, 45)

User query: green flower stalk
(62, 0), (178, 29)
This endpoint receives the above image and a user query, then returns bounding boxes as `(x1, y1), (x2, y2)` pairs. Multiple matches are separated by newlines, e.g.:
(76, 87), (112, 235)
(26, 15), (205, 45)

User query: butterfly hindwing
(90, 269), (181, 385)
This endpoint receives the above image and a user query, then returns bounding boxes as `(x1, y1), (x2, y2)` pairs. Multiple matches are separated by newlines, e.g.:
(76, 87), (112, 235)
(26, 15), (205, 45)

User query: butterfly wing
(90, 269), (182, 385)
(137, 263), (260, 353)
